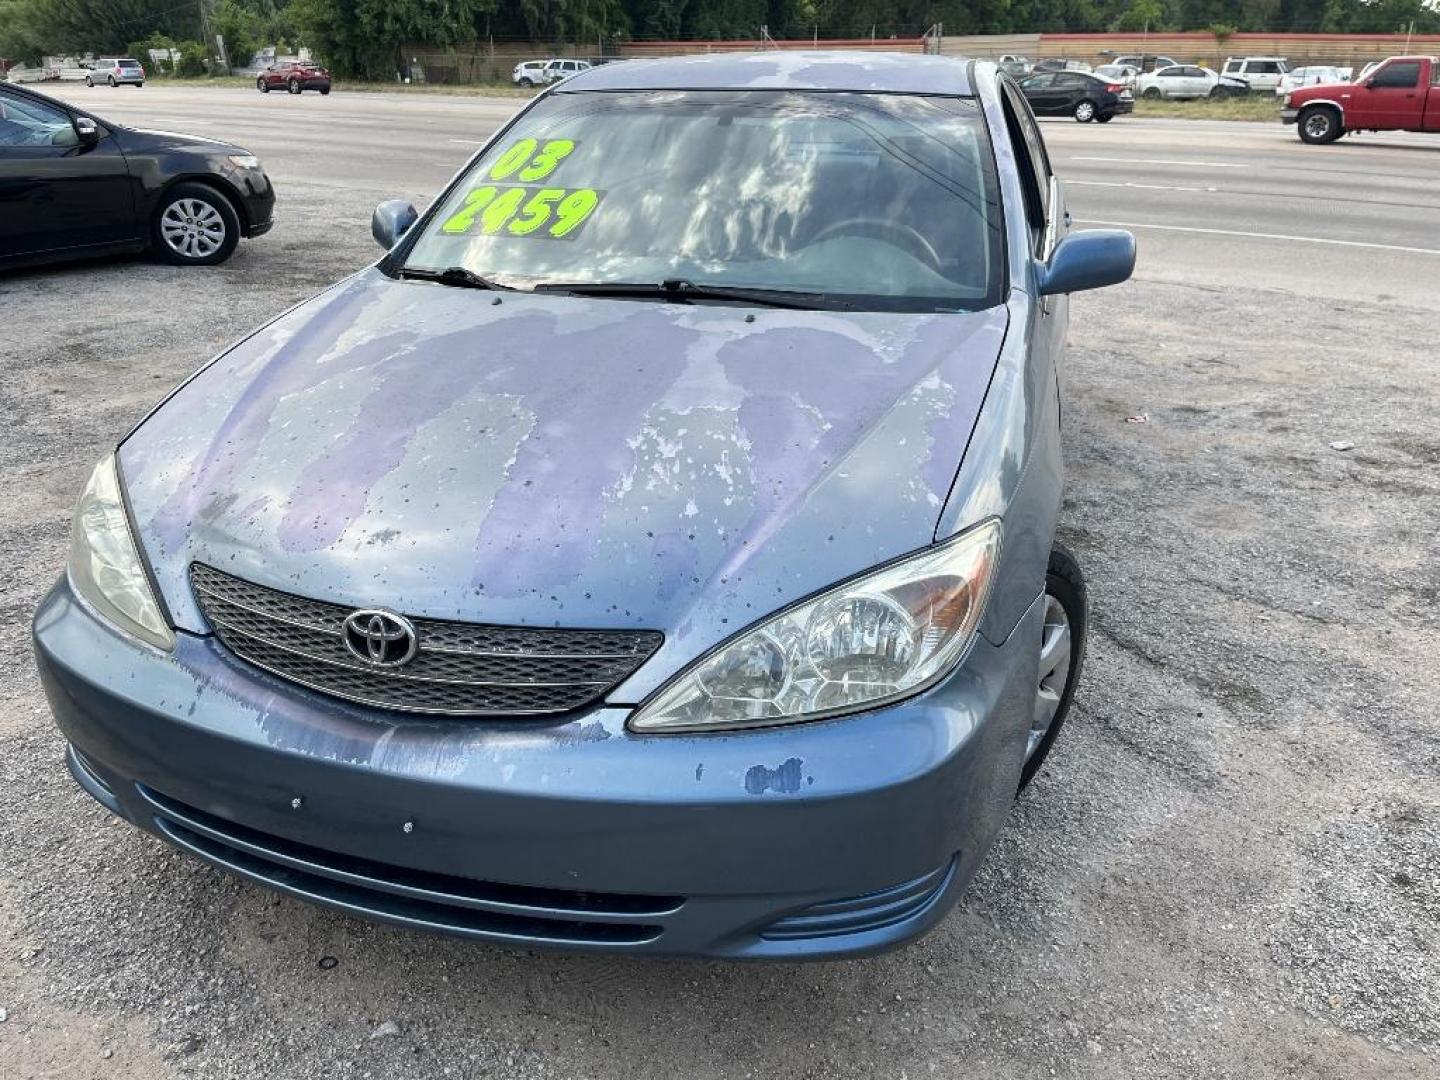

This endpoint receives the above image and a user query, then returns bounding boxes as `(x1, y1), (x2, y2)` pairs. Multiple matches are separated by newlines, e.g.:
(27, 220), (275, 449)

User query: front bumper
(236, 172), (276, 237)
(1281, 108), (1299, 125)
(34, 577), (1041, 959)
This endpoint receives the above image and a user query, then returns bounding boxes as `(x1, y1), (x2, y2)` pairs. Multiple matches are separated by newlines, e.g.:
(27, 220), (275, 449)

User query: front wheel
(257, 78), (268, 92)
(1073, 99), (1097, 122)
(1095, 112), (1114, 123)
(1298, 105), (1343, 144)
(107, 75), (116, 87)
(1210, 85), (1229, 99)
(319, 86), (330, 95)
(152, 182), (241, 266)
(288, 78), (301, 94)
(84, 76), (93, 87)
(1019, 546), (1088, 792)
(1141, 86), (1161, 100)
(518, 77), (534, 87)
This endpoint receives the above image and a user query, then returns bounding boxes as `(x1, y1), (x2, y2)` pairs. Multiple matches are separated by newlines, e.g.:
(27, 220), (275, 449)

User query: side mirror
(1036, 229), (1135, 296)
(74, 115), (99, 147)
(372, 200), (418, 250)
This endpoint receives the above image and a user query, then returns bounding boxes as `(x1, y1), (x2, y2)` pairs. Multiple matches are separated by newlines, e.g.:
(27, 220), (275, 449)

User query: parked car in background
(512, 60), (548, 86)
(1284, 55), (1440, 143)
(1112, 54), (1178, 73)
(1275, 66), (1346, 95)
(83, 58), (144, 87)
(1093, 63), (1139, 88)
(541, 58), (591, 83)
(257, 60), (331, 94)
(1222, 56), (1290, 91)
(997, 54), (1032, 75)
(1137, 64), (1248, 100)
(1018, 70), (1133, 121)
(1033, 58), (1093, 74)
(1354, 61), (1382, 82)
(33, 53), (1135, 961)
(0, 82), (274, 268)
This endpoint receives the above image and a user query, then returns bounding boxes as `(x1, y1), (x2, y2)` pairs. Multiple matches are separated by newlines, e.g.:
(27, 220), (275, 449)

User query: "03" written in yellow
(440, 185), (602, 240)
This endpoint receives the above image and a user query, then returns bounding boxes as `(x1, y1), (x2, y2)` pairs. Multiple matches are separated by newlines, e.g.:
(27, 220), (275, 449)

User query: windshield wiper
(397, 266), (515, 291)
(533, 278), (841, 310)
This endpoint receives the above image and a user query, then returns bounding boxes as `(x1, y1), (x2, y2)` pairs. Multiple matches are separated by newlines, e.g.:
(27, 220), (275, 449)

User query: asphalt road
(36, 83), (1440, 307)
(2, 83), (1438, 1080)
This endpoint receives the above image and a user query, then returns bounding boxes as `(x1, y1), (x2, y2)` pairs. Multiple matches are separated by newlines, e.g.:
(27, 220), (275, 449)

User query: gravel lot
(1, 89), (1437, 1079)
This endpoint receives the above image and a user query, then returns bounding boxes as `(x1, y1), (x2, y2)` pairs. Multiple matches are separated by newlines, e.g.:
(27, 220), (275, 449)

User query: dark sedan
(0, 81), (274, 269)
(1018, 70), (1133, 122)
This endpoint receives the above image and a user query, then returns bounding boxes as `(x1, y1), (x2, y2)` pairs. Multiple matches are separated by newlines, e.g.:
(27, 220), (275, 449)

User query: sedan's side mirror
(1036, 229), (1135, 296)
(74, 115), (99, 147)
(372, 200), (418, 250)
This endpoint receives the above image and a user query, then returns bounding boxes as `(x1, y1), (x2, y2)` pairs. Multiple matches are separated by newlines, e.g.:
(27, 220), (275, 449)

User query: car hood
(117, 126), (242, 154)
(120, 269), (1007, 695)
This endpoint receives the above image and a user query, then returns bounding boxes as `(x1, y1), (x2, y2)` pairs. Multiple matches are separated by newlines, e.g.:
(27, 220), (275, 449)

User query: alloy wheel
(159, 198), (226, 261)
(1028, 594), (1072, 761)
(1304, 112), (1332, 140)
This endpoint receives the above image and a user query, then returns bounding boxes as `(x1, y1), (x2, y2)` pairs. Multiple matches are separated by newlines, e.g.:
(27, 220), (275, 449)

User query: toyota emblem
(342, 609), (419, 667)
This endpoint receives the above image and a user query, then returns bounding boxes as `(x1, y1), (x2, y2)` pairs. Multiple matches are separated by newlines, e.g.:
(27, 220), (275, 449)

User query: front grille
(138, 785), (677, 946)
(189, 564), (662, 716)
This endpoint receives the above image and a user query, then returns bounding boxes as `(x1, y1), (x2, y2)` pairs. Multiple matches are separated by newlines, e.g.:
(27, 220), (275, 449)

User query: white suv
(1222, 56), (1290, 91)
(540, 59), (591, 84)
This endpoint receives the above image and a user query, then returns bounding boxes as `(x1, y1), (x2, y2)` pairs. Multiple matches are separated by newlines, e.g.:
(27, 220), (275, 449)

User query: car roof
(557, 50), (976, 96)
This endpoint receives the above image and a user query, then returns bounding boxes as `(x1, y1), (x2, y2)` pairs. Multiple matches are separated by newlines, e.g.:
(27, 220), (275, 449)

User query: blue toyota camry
(34, 53), (1133, 959)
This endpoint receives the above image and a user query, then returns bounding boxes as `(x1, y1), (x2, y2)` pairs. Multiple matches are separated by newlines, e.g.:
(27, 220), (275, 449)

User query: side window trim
(999, 82), (1054, 258)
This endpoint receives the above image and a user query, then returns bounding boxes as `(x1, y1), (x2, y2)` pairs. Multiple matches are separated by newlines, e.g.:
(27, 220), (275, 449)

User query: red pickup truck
(1282, 55), (1440, 143)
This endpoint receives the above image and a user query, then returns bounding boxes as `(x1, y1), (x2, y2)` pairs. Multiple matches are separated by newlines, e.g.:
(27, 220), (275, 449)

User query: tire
(1142, 86), (1161, 100)
(134, 82), (143, 88)
(107, 75), (116, 87)
(151, 182), (241, 267)
(1210, 84), (1230, 99)
(288, 78), (301, 94)
(319, 86), (330, 95)
(518, 77), (533, 88)
(257, 78), (268, 92)
(1298, 105), (1343, 145)
(1095, 112), (1114, 123)
(1018, 546), (1088, 793)
(85, 76), (93, 87)
(1073, 99), (1097, 122)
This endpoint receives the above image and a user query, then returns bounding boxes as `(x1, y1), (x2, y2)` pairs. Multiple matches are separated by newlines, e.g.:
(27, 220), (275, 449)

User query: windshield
(399, 90), (1004, 312)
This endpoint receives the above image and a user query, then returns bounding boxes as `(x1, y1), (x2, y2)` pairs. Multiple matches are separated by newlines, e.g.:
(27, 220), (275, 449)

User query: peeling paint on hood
(121, 268), (1007, 696)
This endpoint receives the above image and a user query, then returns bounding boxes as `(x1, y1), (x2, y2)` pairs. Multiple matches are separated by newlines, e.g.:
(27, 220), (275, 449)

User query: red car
(257, 60), (332, 95)
(1283, 55), (1439, 143)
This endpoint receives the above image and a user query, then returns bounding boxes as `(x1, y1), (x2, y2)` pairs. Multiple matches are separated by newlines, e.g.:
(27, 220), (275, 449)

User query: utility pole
(197, 0), (215, 75)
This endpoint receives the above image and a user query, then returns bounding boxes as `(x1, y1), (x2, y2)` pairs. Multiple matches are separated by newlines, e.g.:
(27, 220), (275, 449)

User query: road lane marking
(1068, 179), (1211, 192)
(448, 138), (488, 145)
(1071, 156), (1249, 168)
(1077, 218), (1440, 256)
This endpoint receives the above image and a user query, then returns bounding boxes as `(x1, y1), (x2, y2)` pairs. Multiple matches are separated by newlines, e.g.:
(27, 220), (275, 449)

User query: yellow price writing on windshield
(440, 185), (602, 240)
(487, 138), (577, 182)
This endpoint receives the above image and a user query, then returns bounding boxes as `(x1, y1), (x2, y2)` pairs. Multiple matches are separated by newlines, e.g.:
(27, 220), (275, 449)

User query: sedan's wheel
(288, 78), (301, 94)
(1210, 85), (1229, 99)
(85, 76), (94, 86)
(319, 86), (330, 95)
(1142, 86), (1161, 100)
(257, 78), (268, 92)
(1298, 106), (1343, 144)
(152, 183), (240, 266)
(1019, 546), (1088, 792)
(1095, 113), (1114, 123)
(1074, 99), (1096, 122)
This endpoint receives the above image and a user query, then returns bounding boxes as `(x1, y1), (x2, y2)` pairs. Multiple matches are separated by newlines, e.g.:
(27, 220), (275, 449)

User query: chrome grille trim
(189, 563), (662, 716)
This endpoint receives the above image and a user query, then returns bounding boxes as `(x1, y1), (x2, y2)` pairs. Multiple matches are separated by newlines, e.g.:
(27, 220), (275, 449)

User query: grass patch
(1132, 95), (1284, 121)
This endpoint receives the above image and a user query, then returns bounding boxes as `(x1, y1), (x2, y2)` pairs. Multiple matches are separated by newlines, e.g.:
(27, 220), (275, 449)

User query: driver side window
(1001, 83), (1052, 256)
(0, 89), (78, 152)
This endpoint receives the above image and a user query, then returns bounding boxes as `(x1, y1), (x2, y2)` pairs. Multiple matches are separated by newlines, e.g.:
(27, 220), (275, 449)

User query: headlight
(1283, 93), (1292, 107)
(227, 154), (261, 170)
(68, 455), (174, 651)
(630, 519), (1001, 733)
